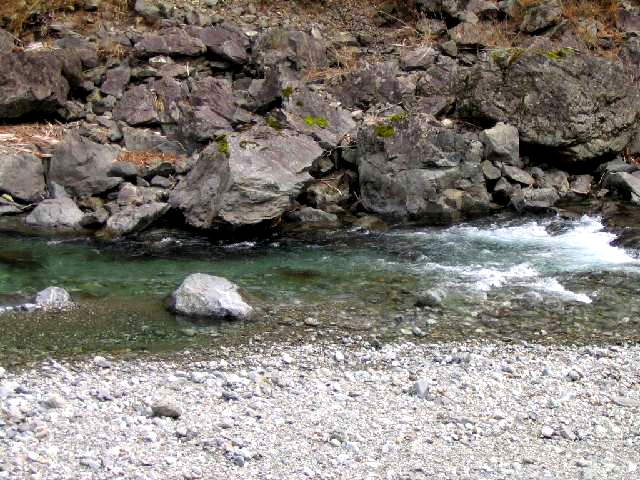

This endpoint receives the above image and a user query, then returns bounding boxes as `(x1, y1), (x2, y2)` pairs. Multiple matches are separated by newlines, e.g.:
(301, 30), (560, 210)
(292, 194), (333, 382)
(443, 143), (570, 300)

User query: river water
(1, 213), (639, 364)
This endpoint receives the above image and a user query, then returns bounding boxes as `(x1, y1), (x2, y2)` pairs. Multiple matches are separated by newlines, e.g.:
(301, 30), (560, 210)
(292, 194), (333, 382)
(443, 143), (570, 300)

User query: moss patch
(491, 47), (526, 67)
(542, 48), (574, 60)
(387, 112), (408, 123)
(266, 116), (284, 131)
(375, 124), (396, 138)
(216, 135), (230, 157)
(305, 116), (329, 128)
(282, 86), (294, 98)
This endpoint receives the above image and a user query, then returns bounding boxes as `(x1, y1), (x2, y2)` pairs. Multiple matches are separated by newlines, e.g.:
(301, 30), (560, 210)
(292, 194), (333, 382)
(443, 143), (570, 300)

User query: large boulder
(134, 27), (206, 57)
(48, 133), (122, 197)
(519, 0), (562, 33)
(25, 198), (84, 230)
(455, 50), (640, 161)
(480, 122), (520, 166)
(113, 85), (161, 126)
(0, 49), (82, 120)
(356, 113), (490, 224)
(252, 29), (330, 73)
(0, 151), (46, 202)
(603, 172), (640, 203)
(197, 23), (250, 65)
(170, 126), (323, 228)
(335, 62), (416, 109)
(178, 77), (235, 144)
(168, 273), (253, 320)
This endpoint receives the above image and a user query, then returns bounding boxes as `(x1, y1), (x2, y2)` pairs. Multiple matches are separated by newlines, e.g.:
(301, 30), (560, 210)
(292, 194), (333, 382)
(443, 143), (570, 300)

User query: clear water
(1, 213), (639, 363)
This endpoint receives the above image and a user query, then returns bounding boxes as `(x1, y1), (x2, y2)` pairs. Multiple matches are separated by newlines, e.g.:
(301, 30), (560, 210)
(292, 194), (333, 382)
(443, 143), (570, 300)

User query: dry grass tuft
(0, 122), (72, 157)
(0, 0), (133, 37)
(117, 150), (183, 167)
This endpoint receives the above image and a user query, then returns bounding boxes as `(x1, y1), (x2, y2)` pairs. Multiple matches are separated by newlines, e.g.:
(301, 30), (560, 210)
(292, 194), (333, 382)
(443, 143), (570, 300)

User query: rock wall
(1, 0), (640, 238)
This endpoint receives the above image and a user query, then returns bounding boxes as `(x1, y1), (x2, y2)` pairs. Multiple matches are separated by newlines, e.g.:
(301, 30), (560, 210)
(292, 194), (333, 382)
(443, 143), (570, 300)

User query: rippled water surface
(1, 214), (639, 363)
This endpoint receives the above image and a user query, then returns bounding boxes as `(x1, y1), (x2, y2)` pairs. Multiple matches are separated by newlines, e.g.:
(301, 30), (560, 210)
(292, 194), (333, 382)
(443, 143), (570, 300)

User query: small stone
(334, 351), (345, 362)
(43, 394), (66, 409)
(559, 425), (576, 441)
(93, 356), (112, 369)
(282, 353), (294, 364)
(541, 426), (555, 439)
(413, 379), (430, 399)
(152, 401), (181, 419)
(566, 369), (582, 382)
(612, 395), (639, 408)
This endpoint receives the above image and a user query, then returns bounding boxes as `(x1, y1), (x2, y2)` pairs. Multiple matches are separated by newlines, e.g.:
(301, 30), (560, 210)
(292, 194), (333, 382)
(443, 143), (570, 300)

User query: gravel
(1, 340), (639, 479)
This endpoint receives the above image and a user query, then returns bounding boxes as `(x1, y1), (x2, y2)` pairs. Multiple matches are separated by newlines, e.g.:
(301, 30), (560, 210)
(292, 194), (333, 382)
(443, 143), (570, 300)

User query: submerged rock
(168, 273), (253, 320)
(34, 287), (73, 310)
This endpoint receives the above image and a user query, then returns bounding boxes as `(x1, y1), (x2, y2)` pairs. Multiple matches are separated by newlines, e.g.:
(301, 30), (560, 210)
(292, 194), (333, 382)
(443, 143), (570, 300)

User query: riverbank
(1, 339), (639, 479)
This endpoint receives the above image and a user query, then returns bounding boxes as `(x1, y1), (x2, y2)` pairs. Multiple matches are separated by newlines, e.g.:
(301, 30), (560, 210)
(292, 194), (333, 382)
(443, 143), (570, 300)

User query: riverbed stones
(48, 133), (122, 197)
(34, 287), (73, 310)
(456, 50), (640, 161)
(170, 126), (323, 228)
(25, 198), (84, 230)
(168, 273), (253, 320)
(0, 151), (46, 203)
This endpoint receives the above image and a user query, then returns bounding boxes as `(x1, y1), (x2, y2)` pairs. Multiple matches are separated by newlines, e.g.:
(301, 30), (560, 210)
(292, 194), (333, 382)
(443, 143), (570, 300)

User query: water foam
(405, 215), (637, 303)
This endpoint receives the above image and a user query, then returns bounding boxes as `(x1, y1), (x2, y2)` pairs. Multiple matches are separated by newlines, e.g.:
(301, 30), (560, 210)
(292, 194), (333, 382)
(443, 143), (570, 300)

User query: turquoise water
(1, 214), (640, 364)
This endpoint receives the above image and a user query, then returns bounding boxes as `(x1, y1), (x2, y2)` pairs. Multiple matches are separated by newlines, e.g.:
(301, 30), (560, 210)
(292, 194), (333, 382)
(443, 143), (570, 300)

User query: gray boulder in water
(168, 273), (253, 320)
(25, 198), (84, 231)
(34, 287), (73, 310)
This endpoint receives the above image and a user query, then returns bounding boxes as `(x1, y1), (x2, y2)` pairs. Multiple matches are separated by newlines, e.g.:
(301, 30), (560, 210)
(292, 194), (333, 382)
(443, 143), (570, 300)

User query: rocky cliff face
(1, 0), (640, 238)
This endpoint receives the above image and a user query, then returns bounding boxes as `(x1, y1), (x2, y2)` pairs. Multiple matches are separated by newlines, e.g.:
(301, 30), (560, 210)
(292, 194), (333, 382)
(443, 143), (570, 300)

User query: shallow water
(1, 213), (639, 364)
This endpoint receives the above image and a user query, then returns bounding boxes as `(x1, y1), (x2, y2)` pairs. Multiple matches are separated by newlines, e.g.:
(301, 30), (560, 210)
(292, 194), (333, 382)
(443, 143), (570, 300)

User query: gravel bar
(1, 340), (639, 479)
